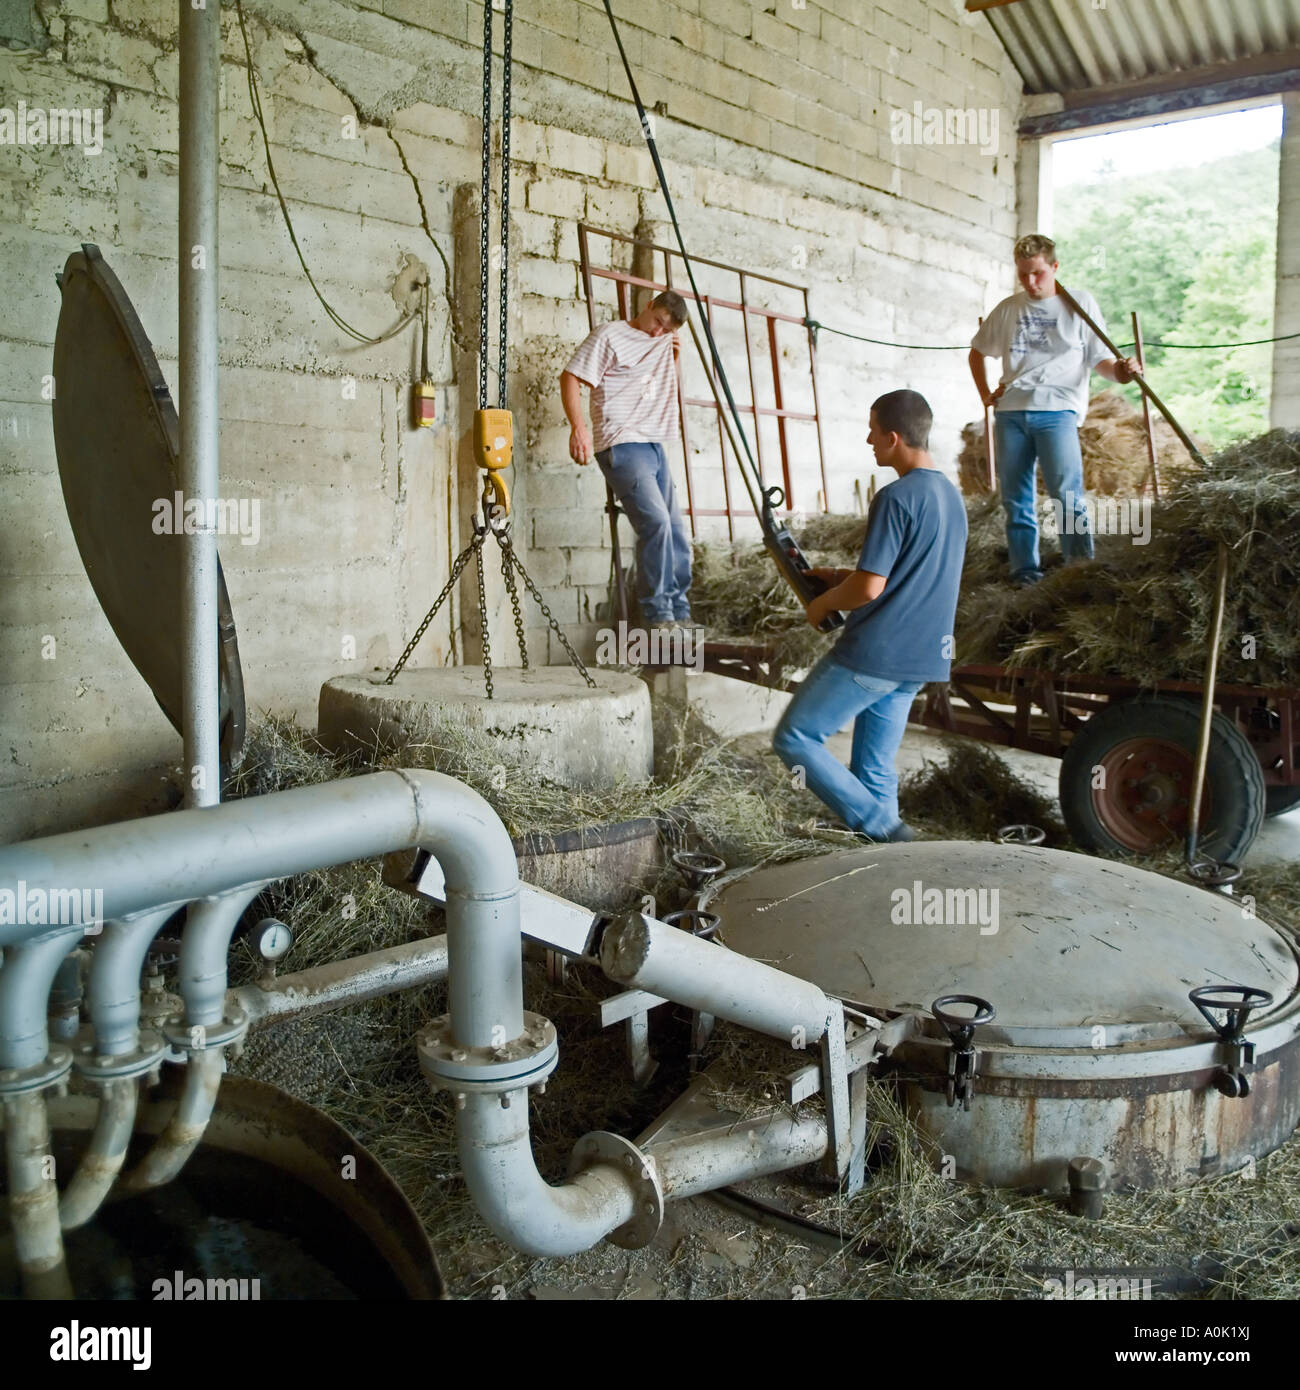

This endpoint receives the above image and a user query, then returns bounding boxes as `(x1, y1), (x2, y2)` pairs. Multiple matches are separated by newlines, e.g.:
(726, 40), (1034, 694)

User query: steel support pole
(179, 0), (222, 808)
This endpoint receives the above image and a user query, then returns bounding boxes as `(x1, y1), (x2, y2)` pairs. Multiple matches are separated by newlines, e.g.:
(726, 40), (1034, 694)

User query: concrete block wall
(1, 0), (1022, 840)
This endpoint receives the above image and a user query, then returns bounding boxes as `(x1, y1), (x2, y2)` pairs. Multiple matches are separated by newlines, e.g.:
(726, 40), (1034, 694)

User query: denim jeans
(772, 653), (924, 838)
(994, 409), (1092, 580)
(597, 442), (693, 622)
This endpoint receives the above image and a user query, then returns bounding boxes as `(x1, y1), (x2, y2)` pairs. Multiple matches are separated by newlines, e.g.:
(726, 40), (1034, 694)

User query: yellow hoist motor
(473, 407), (513, 515)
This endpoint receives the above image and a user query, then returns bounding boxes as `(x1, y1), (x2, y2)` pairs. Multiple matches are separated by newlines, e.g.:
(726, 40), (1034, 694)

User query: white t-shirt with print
(971, 288), (1112, 418)
(564, 320), (678, 452)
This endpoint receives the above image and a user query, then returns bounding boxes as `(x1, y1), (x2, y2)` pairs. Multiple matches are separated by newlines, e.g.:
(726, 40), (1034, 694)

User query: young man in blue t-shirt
(773, 389), (967, 842)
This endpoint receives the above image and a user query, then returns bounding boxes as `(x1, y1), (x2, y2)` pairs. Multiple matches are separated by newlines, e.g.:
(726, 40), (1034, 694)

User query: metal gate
(577, 223), (830, 541)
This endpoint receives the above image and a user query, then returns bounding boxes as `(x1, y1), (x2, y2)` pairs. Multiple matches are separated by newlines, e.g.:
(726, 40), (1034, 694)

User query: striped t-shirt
(564, 320), (679, 452)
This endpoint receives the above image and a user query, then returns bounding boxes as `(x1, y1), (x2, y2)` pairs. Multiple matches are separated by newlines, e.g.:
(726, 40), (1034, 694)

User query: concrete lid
(705, 843), (1299, 1046)
(51, 244), (245, 765)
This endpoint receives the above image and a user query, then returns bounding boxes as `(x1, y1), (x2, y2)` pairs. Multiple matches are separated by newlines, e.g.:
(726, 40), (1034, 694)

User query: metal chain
(502, 542), (597, 688)
(496, 529), (529, 669)
(478, 0), (492, 411)
(474, 531), (494, 700)
(498, 0), (512, 408)
(385, 533), (484, 683)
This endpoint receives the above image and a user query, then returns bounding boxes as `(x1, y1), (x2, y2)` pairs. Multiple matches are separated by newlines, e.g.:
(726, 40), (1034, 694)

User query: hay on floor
(224, 716), (1300, 1300)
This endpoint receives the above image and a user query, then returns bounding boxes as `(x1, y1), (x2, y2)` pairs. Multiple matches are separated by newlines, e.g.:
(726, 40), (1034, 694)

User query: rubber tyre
(1059, 697), (1265, 862)
(1265, 785), (1300, 818)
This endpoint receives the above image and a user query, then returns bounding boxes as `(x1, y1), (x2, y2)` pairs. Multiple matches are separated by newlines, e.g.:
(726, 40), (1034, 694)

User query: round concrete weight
(318, 667), (652, 790)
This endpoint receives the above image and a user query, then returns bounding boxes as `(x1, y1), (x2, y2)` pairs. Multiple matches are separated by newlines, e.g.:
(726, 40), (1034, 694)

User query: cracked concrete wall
(1, 0), (1022, 840)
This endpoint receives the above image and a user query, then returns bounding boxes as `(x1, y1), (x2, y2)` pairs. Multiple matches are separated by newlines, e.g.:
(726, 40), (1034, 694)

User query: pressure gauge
(251, 918), (293, 963)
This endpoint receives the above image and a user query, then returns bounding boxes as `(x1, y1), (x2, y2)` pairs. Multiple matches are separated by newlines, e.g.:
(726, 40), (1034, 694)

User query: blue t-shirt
(830, 469), (967, 683)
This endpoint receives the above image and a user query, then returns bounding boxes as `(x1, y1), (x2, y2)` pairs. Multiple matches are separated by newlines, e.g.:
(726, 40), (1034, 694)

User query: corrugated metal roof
(982, 0), (1300, 95)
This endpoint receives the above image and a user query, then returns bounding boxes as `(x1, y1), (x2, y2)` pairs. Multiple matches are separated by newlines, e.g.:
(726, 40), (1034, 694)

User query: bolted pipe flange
(74, 1028), (168, 1082)
(417, 1011), (559, 1094)
(0, 1045), (74, 1097)
(160, 1005), (248, 1056)
(567, 1130), (663, 1249)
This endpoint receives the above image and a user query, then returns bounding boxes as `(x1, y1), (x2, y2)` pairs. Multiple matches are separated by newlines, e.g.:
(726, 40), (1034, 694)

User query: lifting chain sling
(386, 0), (594, 698)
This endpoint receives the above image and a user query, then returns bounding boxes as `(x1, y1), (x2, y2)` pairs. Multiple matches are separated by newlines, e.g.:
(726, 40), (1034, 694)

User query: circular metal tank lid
(704, 843), (1299, 1048)
(51, 243), (245, 766)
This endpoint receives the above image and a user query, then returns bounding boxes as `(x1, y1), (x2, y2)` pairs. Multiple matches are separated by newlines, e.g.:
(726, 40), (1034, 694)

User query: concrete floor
(686, 671), (1300, 869)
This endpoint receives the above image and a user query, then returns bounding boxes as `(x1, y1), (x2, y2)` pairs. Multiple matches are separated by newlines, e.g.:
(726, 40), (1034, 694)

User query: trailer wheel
(1265, 785), (1300, 818)
(1059, 697), (1265, 861)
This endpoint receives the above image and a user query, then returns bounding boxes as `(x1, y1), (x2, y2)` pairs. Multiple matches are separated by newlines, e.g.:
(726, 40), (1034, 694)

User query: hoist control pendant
(474, 408), (514, 513)
(412, 380), (437, 429)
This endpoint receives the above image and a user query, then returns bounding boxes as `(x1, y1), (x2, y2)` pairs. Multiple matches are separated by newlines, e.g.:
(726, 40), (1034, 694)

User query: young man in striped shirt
(560, 291), (695, 630)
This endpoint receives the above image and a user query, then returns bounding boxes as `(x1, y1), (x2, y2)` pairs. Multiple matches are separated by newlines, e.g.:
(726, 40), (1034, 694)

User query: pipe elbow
(456, 1093), (638, 1257)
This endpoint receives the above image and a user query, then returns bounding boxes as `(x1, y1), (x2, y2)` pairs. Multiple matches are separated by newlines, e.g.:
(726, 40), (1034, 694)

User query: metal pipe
(645, 1113), (828, 1200)
(1187, 541), (1231, 862)
(3, 1092), (73, 1298)
(600, 912), (831, 1046)
(0, 928), (83, 1073)
(59, 1080), (138, 1231)
(122, 1049), (225, 1194)
(0, 771), (501, 936)
(121, 891), (260, 1192)
(446, 892), (522, 1048)
(50, 908), (176, 1228)
(86, 908), (177, 1056)
(178, 0), (222, 808)
(178, 889), (265, 1029)
(232, 934), (450, 1030)
(456, 1088), (639, 1256)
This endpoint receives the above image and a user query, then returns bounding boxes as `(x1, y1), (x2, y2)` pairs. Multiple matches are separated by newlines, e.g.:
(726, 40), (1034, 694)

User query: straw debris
(692, 428), (1300, 688)
(224, 715), (1299, 1301)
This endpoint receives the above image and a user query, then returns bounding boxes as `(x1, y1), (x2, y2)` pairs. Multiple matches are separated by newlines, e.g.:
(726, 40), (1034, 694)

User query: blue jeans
(772, 653), (923, 837)
(597, 442), (693, 622)
(994, 409), (1092, 580)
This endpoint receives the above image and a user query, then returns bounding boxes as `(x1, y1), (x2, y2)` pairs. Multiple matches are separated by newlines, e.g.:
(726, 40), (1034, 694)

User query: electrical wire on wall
(234, 0), (419, 348)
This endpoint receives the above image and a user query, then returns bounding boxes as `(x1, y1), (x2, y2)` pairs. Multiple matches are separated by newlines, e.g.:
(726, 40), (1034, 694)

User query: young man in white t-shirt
(969, 233), (1141, 585)
(560, 291), (694, 628)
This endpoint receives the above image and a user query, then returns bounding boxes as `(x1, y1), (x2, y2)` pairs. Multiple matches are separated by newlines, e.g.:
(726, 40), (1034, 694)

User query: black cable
(808, 317), (1300, 353)
(235, 0), (415, 348)
(602, 0), (764, 515)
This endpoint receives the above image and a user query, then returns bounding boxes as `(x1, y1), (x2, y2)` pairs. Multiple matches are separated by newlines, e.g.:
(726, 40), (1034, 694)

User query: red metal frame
(917, 664), (1300, 787)
(577, 223), (830, 536)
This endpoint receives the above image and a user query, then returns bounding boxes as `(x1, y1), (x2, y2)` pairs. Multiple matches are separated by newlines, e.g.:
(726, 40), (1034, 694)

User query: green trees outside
(1054, 140), (1279, 447)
